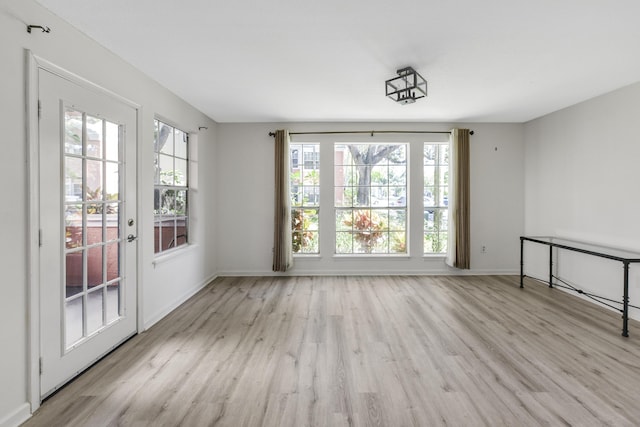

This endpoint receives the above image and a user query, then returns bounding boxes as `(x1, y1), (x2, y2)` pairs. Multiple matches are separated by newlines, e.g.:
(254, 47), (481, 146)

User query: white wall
(524, 82), (640, 322)
(0, 2), (217, 426)
(216, 122), (524, 275)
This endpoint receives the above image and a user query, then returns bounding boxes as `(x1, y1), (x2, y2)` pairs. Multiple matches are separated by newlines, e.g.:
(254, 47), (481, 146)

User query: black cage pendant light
(385, 67), (427, 104)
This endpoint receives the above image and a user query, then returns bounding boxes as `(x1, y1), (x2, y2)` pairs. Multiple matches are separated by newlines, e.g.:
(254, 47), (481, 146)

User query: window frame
(333, 142), (409, 255)
(290, 142), (320, 255)
(153, 118), (189, 256)
(423, 142), (449, 255)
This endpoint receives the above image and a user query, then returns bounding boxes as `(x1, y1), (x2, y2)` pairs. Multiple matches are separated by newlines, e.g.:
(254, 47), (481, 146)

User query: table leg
(623, 261), (630, 337)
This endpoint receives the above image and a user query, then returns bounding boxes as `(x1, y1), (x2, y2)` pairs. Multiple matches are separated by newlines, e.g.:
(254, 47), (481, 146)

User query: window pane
(153, 153), (160, 185)
(390, 187), (406, 206)
(335, 209), (352, 231)
(106, 203), (119, 241)
(153, 119), (160, 151)
(335, 187), (352, 207)
(424, 143), (449, 254)
(159, 125), (174, 155)
(291, 186), (303, 207)
(436, 187), (448, 206)
(175, 129), (187, 159)
(424, 145), (436, 165)
(372, 187), (388, 207)
(390, 231), (406, 253)
(65, 156), (83, 202)
(154, 189), (161, 214)
(439, 167), (449, 186)
(87, 209), (104, 245)
(302, 169), (319, 185)
(156, 219), (168, 252)
(334, 165), (353, 186)
(375, 209), (389, 231)
(371, 165), (387, 186)
(176, 218), (187, 247)
(174, 158), (188, 186)
(353, 188), (369, 207)
(370, 233), (388, 254)
(290, 143), (320, 254)
(154, 221), (161, 253)
(86, 116), (103, 158)
(424, 190), (435, 207)
(336, 231), (353, 254)
(389, 166), (406, 185)
(291, 209), (319, 253)
(161, 189), (175, 214)
(65, 250), (84, 294)
(86, 289), (104, 335)
(105, 162), (119, 201)
(389, 209), (406, 231)
(425, 232), (448, 254)
(106, 242), (119, 282)
(158, 154), (174, 185)
(334, 143), (407, 254)
(65, 204), (83, 249)
(87, 246), (104, 288)
(303, 187), (319, 206)
(65, 109), (83, 155)
(86, 160), (103, 201)
(176, 190), (187, 215)
(438, 144), (449, 165)
(424, 165), (436, 186)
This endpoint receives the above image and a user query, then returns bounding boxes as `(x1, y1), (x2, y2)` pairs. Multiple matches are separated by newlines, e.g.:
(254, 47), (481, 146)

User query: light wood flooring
(23, 275), (640, 426)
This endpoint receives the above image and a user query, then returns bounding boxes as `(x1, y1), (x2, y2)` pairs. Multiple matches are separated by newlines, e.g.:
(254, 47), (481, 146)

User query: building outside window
(290, 143), (319, 254)
(334, 143), (407, 254)
(424, 143), (449, 254)
(153, 119), (189, 254)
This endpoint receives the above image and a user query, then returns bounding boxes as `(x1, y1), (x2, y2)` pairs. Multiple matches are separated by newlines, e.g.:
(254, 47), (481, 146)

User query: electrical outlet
(481, 245), (487, 253)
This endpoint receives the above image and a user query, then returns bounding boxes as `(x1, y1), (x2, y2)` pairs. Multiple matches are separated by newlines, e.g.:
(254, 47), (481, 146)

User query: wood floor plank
(22, 275), (640, 427)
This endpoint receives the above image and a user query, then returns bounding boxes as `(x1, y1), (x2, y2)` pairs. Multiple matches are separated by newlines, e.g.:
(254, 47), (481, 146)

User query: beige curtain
(272, 129), (293, 272)
(446, 128), (471, 269)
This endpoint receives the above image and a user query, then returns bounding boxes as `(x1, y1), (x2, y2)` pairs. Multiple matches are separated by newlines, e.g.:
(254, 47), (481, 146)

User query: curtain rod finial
(470, 130), (474, 135)
(269, 132), (276, 137)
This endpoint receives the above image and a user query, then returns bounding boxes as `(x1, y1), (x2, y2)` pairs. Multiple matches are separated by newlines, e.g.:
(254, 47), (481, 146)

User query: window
(334, 143), (407, 254)
(424, 143), (449, 254)
(290, 143), (319, 254)
(153, 119), (188, 254)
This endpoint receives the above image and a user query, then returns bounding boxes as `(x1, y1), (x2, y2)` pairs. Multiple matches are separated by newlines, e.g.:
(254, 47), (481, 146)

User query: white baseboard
(217, 269), (519, 277)
(143, 273), (218, 330)
(0, 403), (31, 427)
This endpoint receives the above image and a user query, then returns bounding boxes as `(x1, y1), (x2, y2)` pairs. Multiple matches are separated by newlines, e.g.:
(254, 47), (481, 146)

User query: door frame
(26, 51), (143, 411)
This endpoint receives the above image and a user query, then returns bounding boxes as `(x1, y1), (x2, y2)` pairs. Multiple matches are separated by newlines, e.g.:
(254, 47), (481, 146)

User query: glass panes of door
(64, 108), (123, 349)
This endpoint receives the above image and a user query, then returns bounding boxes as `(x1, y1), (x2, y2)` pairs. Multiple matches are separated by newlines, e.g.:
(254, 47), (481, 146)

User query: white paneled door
(38, 69), (138, 398)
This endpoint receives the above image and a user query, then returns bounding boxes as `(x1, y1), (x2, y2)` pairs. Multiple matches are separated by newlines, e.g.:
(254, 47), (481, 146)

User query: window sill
(423, 254), (446, 259)
(293, 254), (322, 259)
(153, 243), (197, 267)
(332, 254), (411, 260)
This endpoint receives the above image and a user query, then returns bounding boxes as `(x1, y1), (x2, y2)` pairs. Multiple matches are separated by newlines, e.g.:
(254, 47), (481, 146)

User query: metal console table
(520, 236), (640, 337)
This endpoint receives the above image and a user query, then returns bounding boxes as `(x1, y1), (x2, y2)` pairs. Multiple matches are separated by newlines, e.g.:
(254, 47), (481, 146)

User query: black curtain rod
(268, 130), (474, 137)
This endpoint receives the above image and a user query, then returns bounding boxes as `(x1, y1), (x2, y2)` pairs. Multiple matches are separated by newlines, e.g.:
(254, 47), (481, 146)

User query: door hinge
(39, 357), (43, 374)
(39, 229), (42, 247)
(38, 100), (42, 119)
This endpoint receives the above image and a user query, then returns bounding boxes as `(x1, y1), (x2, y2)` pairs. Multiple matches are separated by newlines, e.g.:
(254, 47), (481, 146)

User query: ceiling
(35, 0), (640, 123)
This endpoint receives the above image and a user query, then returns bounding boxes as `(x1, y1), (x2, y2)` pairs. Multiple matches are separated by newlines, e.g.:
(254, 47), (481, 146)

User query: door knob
(127, 234), (137, 242)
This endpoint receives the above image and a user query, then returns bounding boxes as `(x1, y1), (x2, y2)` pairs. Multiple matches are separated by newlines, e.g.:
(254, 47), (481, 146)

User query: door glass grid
(63, 108), (123, 349)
